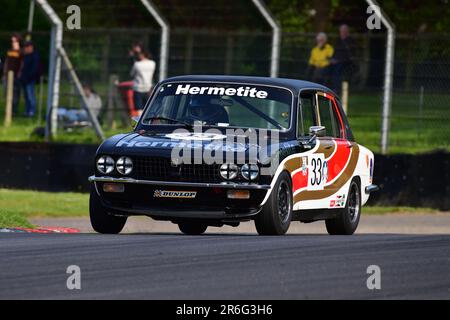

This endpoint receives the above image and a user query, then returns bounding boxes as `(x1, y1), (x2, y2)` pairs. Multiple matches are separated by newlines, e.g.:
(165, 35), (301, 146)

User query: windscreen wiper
(144, 116), (193, 129)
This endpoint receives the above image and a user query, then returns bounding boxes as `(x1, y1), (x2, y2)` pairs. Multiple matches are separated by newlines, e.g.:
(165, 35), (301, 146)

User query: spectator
(19, 41), (41, 117)
(2, 33), (22, 115)
(130, 51), (156, 115)
(128, 41), (143, 65)
(306, 32), (334, 85)
(82, 84), (102, 119)
(331, 24), (356, 94)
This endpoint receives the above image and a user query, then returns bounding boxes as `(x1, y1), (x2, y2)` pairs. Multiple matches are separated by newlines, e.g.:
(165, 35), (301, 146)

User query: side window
(298, 94), (316, 136)
(317, 95), (342, 138)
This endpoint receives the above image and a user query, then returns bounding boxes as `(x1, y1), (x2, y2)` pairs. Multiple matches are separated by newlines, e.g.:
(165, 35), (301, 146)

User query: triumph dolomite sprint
(89, 75), (378, 235)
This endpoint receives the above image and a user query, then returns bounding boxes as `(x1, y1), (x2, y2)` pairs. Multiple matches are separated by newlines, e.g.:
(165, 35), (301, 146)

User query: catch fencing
(1, 28), (449, 152)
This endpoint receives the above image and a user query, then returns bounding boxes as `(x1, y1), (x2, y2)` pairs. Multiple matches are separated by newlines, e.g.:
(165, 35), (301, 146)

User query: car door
(292, 91), (358, 209)
(315, 92), (354, 198)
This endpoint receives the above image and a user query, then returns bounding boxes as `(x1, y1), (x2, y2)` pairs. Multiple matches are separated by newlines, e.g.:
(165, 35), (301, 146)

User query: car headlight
(97, 156), (115, 174)
(219, 163), (239, 180)
(116, 157), (133, 175)
(241, 163), (259, 181)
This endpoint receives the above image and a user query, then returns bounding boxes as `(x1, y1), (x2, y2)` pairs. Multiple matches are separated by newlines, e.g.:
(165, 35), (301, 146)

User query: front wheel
(178, 221), (208, 235)
(255, 171), (293, 235)
(90, 185), (127, 234)
(325, 179), (361, 235)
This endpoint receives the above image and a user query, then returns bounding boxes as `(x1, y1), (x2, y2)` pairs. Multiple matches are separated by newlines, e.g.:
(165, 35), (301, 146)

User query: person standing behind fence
(82, 84), (102, 119)
(128, 41), (143, 65)
(331, 24), (356, 94)
(2, 33), (22, 116)
(130, 51), (156, 115)
(306, 32), (334, 85)
(18, 41), (41, 117)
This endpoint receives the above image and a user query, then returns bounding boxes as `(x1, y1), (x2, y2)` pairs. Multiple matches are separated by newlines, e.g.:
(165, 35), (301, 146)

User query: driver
(188, 95), (229, 124)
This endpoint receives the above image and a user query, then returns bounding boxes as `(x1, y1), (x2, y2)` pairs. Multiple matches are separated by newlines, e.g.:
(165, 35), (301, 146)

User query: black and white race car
(89, 75), (378, 235)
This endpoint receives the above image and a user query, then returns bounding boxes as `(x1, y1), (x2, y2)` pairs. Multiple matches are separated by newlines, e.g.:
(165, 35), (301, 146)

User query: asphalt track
(1, 232), (449, 299)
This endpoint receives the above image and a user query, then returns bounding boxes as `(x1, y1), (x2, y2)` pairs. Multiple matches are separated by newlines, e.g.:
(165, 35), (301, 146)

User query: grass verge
(0, 211), (35, 229)
(0, 188), (88, 228)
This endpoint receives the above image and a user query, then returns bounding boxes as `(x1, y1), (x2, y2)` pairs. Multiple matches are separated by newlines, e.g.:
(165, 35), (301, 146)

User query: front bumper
(89, 176), (270, 220)
(89, 176), (271, 190)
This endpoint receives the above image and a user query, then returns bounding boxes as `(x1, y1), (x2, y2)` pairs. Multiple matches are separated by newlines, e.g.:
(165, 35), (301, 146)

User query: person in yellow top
(306, 32), (334, 85)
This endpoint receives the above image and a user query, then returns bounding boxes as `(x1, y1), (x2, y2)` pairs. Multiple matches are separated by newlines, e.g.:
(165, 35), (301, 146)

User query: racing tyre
(90, 185), (127, 234)
(255, 171), (293, 235)
(178, 221), (208, 235)
(325, 179), (361, 235)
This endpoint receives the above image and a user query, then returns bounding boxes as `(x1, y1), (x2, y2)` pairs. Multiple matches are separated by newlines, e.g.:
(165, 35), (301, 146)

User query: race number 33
(307, 154), (328, 190)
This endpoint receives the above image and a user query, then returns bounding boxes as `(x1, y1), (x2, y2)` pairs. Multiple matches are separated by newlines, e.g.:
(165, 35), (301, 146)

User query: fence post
(58, 47), (105, 140)
(37, 75), (44, 126)
(106, 74), (118, 129)
(4, 71), (14, 128)
(341, 81), (349, 114)
(365, 0), (396, 154)
(251, 0), (280, 77)
(139, 0), (170, 81)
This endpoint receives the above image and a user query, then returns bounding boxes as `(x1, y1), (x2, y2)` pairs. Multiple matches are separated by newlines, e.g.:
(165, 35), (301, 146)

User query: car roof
(160, 75), (335, 96)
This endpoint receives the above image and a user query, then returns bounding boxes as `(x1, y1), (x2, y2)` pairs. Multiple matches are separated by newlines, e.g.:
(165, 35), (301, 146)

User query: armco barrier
(0, 142), (97, 192)
(0, 142), (448, 210)
(369, 151), (449, 210)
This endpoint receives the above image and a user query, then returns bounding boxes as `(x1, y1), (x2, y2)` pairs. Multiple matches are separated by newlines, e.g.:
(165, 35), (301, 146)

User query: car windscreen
(141, 82), (293, 130)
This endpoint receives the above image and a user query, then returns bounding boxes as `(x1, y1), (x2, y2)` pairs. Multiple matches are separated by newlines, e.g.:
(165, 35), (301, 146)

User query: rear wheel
(325, 179), (361, 235)
(90, 185), (127, 234)
(178, 221), (208, 235)
(255, 171), (293, 235)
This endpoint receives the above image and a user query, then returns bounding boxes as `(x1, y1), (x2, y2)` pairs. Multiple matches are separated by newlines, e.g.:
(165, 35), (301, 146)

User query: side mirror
(309, 125), (326, 137)
(131, 116), (140, 129)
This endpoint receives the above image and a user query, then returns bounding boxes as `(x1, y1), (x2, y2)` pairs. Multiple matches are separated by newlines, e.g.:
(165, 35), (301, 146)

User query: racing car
(89, 75), (378, 235)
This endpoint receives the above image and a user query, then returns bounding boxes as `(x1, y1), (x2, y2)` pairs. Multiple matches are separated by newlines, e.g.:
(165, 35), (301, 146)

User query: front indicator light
(227, 190), (250, 199)
(103, 183), (125, 193)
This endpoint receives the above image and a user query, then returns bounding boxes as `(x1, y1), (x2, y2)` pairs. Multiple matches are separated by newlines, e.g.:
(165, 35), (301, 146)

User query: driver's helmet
(188, 95), (212, 118)
(188, 95), (229, 123)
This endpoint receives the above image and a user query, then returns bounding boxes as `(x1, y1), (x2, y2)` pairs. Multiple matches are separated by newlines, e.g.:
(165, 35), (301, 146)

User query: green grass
(0, 211), (35, 229)
(0, 188), (447, 228)
(347, 92), (450, 153)
(0, 188), (88, 228)
(363, 206), (440, 215)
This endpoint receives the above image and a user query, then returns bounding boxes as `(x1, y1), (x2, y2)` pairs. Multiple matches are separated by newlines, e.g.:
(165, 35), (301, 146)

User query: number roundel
(308, 154), (328, 190)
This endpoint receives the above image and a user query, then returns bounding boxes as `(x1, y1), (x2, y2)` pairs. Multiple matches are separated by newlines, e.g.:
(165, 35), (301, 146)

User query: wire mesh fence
(1, 26), (449, 152)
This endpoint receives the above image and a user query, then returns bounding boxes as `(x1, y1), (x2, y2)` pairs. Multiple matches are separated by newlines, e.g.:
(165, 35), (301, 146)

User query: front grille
(132, 157), (222, 183)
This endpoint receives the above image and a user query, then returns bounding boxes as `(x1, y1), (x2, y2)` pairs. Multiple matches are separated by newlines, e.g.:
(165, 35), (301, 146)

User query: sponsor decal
(329, 194), (346, 208)
(154, 190), (197, 199)
(336, 194), (346, 208)
(301, 156), (308, 176)
(165, 132), (226, 141)
(175, 84), (268, 99)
